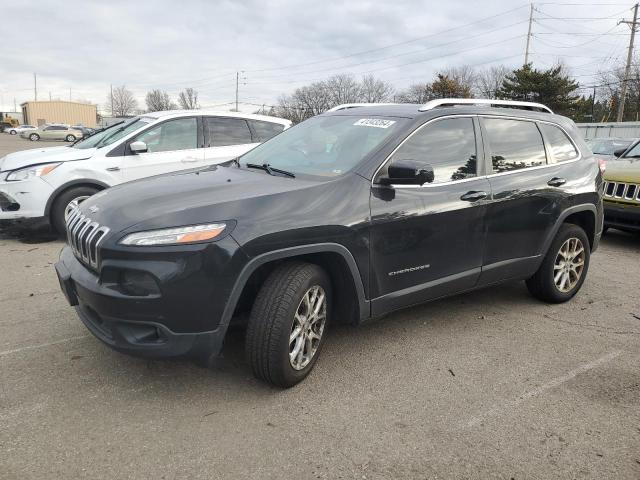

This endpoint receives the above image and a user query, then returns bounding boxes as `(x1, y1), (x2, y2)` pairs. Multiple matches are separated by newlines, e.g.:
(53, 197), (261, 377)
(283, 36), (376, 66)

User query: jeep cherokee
(55, 99), (604, 387)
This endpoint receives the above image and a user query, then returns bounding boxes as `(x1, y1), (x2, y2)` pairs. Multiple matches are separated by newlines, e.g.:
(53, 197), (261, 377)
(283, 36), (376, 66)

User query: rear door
(478, 117), (580, 284)
(120, 116), (204, 182)
(203, 116), (258, 164)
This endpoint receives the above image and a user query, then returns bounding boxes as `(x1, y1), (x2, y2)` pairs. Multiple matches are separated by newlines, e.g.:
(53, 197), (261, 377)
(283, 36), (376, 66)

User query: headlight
(120, 223), (227, 246)
(5, 162), (61, 181)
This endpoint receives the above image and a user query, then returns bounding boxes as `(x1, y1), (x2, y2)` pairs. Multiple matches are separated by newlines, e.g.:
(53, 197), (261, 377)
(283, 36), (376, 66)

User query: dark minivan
(55, 99), (604, 387)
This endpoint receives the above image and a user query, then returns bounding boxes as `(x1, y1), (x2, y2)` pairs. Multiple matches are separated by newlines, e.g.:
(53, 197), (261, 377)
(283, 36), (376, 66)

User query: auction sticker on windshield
(353, 118), (396, 128)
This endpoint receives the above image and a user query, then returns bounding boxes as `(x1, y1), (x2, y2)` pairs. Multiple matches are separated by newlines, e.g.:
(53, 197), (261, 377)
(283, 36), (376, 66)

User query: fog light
(119, 270), (160, 296)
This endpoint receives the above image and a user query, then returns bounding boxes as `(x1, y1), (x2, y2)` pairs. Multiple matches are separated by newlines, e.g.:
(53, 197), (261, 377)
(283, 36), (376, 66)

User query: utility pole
(69, 87), (72, 102)
(235, 71), (246, 112)
(524, 3), (534, 65)
(617, 3), (639, 122)
(34, 73), (37, 101)
(110, 84), (114, 116)
(591, 86), (596, 120)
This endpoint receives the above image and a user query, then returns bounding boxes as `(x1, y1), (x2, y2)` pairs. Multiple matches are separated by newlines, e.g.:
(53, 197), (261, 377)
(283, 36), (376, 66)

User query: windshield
(239, 115), (406, 177)
(72, 117), (152, 150)
(586, 138), (633, 155)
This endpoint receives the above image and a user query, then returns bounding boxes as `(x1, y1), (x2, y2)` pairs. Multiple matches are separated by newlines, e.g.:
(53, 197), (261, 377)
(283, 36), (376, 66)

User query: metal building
(576, 121), (640, 140)
(20, 101), (98, 128)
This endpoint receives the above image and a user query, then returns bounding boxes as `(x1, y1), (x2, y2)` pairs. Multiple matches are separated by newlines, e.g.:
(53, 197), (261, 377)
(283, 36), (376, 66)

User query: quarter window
(249, 120), (285, 142)
(205, 117), (252, 146)
(133, 117), (197, 153)
(539, 123), (578, 163)
(387, 117), (477, 183)
(483, 118), (547, 173)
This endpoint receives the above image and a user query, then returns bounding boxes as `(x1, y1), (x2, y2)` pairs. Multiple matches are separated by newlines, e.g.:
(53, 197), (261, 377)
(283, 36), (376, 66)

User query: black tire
(50, 186), (99, 235)
(526, 223), (591, 303)
(245, 261), (331, 388)
(29, 133), (39, 141)
(9, 130), (16, 135)
(65, 134), (76, 142)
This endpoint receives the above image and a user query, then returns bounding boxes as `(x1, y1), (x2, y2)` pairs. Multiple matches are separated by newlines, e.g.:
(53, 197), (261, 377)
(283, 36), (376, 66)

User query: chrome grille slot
(625, 184), (637, 200)
(64, 207), (110, 270)
(605, 182), (615, 196)
(615, 183), (625, 198)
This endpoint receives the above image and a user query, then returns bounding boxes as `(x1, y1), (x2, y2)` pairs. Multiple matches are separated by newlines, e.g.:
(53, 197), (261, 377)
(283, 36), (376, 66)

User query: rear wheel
(526, 223), (590, 303)
(29, 133), (40, 141)
(50, 186), (99, 235)
(65, 134), (76, 142)
(245, 262), (331, 387)
(9, 130), (17, 135)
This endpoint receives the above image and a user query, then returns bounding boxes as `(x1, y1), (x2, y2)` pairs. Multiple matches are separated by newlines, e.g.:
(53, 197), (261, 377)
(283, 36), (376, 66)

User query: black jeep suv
(55, 100), (603, 387)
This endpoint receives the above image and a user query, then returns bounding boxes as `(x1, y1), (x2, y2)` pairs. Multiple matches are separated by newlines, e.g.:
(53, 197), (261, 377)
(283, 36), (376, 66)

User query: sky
(0, 0), (636, 114)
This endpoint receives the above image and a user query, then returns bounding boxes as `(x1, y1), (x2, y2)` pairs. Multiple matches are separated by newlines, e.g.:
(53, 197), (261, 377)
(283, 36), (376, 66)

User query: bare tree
(476, 65), (509, 98)
(145, 89), (176, 112)
(323, 74), (362, 105)
(178, 88), (199, 109)
(107, 85), (138, 117)
(360, 75), (394, 102)
(440, 66), (477, 96)
(396, 83), (432, 103)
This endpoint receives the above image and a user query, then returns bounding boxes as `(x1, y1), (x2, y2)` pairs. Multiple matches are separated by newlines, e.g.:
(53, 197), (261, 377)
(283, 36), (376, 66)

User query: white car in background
(6, 125), (37, 135)
(0, 110), (291, 233)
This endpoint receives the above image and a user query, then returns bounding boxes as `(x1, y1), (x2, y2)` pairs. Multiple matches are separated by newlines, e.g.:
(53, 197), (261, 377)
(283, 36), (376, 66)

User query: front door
(202, 116), (259, 165)
(369, 116), (490, 316)
(121, 116), (203, 182)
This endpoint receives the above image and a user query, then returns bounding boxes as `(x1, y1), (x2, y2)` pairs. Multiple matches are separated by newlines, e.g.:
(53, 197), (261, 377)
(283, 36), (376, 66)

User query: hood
(0, 146), (97, 172)
(604, 157), (640, 183)
(79, 165), (320, 234)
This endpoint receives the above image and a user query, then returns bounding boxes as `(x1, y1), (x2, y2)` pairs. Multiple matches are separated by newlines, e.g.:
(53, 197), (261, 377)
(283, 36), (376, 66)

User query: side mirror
(613, 147), (626, 158)
(130, 141), (148, 154)
(379, 160), (435, 186)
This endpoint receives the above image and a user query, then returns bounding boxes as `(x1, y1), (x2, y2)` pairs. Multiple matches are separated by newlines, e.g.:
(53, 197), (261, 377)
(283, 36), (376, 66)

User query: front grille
(65, 207), (109, 270)
(603, 181), (640, 203)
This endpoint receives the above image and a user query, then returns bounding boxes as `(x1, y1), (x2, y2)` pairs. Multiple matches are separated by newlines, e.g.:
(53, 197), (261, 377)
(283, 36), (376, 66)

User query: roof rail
(326, 103), (399, 112)
(418, 98), (553, 114)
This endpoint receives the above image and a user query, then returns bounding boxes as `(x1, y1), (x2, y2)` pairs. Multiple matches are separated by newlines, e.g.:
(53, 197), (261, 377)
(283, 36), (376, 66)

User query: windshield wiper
(246, 163), (295, 178)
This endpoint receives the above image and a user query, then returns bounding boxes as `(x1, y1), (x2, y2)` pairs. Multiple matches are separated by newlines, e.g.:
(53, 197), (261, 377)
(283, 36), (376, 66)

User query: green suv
(603, 141), (640, 232)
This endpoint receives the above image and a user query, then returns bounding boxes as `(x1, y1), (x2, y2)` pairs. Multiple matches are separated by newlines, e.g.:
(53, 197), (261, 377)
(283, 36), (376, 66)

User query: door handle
(547, 177), (567, 187)
(460, 191), (488, 202)
(181, 157), (199, 163)
(106, 166), (120, 172)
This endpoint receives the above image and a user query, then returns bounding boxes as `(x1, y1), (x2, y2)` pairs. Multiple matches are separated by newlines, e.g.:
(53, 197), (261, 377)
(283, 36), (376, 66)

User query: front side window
(249, 120), (285, 142)
(239, 115), (406, 177)
(386, 117), (477, 183)
(133, 117), (197, 153)
(205, 117), (252, 146)
(539, 123), (578, 163)
(483, 118), (547, 173)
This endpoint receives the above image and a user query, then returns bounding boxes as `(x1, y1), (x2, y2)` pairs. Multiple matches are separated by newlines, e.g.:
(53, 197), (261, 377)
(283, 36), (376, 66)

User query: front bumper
(0, 177), (53, 220)
(604, 200), (640, 231)
(55, 241), (243, 360)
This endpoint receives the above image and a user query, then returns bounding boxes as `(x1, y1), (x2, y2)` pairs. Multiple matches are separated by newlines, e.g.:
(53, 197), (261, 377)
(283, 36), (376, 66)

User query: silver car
(21, 124), (84, 142)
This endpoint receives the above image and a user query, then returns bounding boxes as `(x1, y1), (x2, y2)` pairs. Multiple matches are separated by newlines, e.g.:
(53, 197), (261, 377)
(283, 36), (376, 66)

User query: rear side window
(205, 117), (252, 146)
(388, 117), (477, 183)
(249, 120), (285, 142)
(539, 123), (578, 163)
(483, 118), (547, 173)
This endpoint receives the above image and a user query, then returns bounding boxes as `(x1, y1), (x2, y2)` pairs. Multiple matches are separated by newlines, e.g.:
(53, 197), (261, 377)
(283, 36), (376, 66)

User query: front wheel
(245, 262), (331, 387)
(9, 130), (17, 135)
(29, 133), (40, 141)
(65, 134), (76, 142)
(50, 186), (99, 235)
(526, 223), (590, 303)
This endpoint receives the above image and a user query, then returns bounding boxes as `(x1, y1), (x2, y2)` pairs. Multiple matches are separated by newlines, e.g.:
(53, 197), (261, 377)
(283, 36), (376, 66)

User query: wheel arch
(44, 179), (110, 218)
(222, 243), (370, 329)
(541, 204), (598, 256)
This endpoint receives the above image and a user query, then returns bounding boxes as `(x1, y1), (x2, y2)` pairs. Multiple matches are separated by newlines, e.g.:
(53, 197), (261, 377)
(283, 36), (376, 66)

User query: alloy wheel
(289, 285), (327, 370)
(553, 237), (585, 293)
